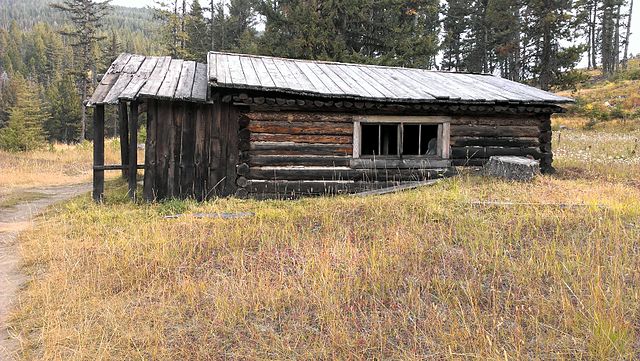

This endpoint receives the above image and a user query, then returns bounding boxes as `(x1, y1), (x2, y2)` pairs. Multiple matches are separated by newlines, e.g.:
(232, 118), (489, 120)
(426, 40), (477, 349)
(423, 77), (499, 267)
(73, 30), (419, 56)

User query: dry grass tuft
(8, 126), (640, 360)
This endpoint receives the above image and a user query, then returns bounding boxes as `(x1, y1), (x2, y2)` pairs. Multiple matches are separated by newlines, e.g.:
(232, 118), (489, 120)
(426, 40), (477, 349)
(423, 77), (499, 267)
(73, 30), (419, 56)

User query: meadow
(5, 123), (640, 359)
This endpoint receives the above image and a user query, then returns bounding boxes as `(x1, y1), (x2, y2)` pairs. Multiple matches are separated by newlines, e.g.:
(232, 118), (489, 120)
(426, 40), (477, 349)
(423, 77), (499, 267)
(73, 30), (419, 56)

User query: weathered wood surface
(118, 102), (129, 178)
(247, 167), (452, 182)
(208, 51), (573, 104)
(250, 133), (352, 144)
(88, 53), (208, 106)
(247, 121), (352, 135)
(128, 102), (138, 200)
(93, 105), (105, 202)
(248, 142), (352, 156)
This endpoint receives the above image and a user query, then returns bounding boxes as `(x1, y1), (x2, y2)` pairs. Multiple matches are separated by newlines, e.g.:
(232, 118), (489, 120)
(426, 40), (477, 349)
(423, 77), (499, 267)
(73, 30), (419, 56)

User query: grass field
(6, 124), (640, 359)
(0, 140), (125, 206)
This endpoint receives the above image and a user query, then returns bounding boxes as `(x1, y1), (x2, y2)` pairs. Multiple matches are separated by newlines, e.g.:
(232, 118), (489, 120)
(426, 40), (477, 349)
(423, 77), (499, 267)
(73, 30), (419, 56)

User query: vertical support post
(118, 101), (129, 179)
(128, 101), (139, 200)
(93, 104), (105, 203)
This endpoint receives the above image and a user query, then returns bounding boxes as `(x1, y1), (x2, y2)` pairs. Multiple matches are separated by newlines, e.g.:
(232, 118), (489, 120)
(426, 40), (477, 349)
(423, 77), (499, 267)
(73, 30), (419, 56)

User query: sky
(112, 0), (640, 65)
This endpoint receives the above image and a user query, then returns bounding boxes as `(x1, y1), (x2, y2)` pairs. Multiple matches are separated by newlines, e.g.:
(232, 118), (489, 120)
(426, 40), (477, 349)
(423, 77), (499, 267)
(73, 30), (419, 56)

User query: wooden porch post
(118, 101), (129, 179)
(128, 101), (139, 200)
(93, 104), (105, 203)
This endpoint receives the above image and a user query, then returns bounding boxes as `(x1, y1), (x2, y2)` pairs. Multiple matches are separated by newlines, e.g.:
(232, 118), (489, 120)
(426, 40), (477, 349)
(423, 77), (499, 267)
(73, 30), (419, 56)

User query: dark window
(360, 123), (440, 157)
(402, 124), (438, 155)
(360, 123), (398, 156)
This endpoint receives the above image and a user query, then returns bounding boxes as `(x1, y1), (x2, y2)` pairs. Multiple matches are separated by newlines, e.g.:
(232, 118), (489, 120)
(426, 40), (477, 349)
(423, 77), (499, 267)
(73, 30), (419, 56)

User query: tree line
(0, 0), (635, 150)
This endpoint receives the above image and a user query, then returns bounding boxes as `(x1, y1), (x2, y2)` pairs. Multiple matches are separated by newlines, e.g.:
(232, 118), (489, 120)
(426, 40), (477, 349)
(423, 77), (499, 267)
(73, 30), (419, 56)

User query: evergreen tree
(45, 74), (82, 143)
(185, 0), (209, 61)
(50, 0), (111, 141)
(0, 76), (49, 152)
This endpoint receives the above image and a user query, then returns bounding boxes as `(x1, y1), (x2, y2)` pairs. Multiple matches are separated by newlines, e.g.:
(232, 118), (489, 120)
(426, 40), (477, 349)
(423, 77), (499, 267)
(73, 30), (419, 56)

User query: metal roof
(88, 53), (209, 106)
(208, 51), (574, 104)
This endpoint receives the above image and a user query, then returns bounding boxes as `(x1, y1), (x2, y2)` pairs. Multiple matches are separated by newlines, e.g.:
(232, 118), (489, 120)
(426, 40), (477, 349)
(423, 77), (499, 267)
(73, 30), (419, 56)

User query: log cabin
(87, 52), (573, 202)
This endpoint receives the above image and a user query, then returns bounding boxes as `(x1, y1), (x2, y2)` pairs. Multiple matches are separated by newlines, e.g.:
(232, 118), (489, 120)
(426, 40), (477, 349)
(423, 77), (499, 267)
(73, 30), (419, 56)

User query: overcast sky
(111, 0), (640, 65)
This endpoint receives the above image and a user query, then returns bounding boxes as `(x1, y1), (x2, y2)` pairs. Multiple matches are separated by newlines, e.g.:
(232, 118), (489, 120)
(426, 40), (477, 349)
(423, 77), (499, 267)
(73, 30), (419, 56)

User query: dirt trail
(0, 184), (91, 360)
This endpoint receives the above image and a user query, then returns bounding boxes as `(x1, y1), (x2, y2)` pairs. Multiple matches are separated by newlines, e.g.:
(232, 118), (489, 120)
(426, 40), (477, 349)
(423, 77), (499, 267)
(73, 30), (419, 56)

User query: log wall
(143, 99), (237, 201)
(449, 115), (553, 171)
(236, 111), (453, 199)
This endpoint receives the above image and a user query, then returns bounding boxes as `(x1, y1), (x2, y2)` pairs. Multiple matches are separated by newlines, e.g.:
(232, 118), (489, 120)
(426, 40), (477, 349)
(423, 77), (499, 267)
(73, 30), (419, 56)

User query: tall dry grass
(8, 127), (640, 360)
(0, 140), (124, 197)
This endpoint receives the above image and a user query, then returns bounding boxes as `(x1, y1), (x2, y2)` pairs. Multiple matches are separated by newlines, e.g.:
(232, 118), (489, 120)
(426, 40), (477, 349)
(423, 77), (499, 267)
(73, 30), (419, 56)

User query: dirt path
(0, 184), (91, 361)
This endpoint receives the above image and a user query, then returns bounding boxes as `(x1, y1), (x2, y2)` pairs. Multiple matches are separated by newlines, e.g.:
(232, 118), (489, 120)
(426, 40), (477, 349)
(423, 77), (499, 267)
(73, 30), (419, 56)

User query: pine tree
(0, 76), (49, 152)
(45, 74), (82, 143)
(50, 0), (111, 141)
(185, 0), (209, 61)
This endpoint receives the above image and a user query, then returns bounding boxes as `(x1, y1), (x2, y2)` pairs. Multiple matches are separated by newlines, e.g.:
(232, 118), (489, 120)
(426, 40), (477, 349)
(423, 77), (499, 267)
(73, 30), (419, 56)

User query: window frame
(353, 115), (451, 159)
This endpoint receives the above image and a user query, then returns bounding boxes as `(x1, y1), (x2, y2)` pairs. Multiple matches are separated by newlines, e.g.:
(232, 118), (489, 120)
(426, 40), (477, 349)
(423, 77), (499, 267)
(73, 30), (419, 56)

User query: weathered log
(247, 167), (453, 182)
(236, 176), (249, 187)
(248, 142), (352, 156)
(451, 136), (540, 147)
(250, 133), (352, 144)
(248, 155), (351, 167)
(484, 156), (540, 181)
(451, 125), (540, 138)
(247, 121), (353, 135)
(236, 162), (250, 176)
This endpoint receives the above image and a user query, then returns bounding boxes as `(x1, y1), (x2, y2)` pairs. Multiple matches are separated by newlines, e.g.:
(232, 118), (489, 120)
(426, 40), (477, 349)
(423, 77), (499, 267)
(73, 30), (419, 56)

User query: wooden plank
(156, 59), (184, 99)
(155, 102), (172, 199)
(103, 73), (133, 104)
(118, 102), (129, 178)
(307, 62), (347, 94)
(272, 58), (300, 90)
(111, 53), (133, 73)
(261, 58), (289, 88)
(215, 53), (232, 85)
(248, 155), (351, 167)
(249, 142), (352, 156)
(175, 61), (197, 99)
(361, 67), (415, 99)
(324, 64), (374, 97)
(143, 100), (157, 202)
(93, 105), (105, 202)
(193, 104), (209, 201)
(224, 103), (239, 196)
(138, 56), (172, 97)
(208, 52), (218, 82)
(247, 121), (353, 135)
(122, 54), (146, 73)
(314, 62), (357, 96)
(284, 60), (316, 91)
(441, 122), (450, 159)
(450, 125), (540, 137)
(349, 66), (399, 99)
(227, 55), (246, 85)
(340, 65), (387, 98)
(295, 61), (331, 94)
(180, 103), (196, 197)
(239, 56), (261, 86)
(128, 102), (139, 200)
(250, 133), (352, 144)
(120, 57), (159, 100)
(250, 57), (276, 88)
(354, 115), (452, 124)
(190, 62), (208, 102)
(88, 73), (118, 105)
(168, 103), (184, 197)
(351, 179), (442, 197)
